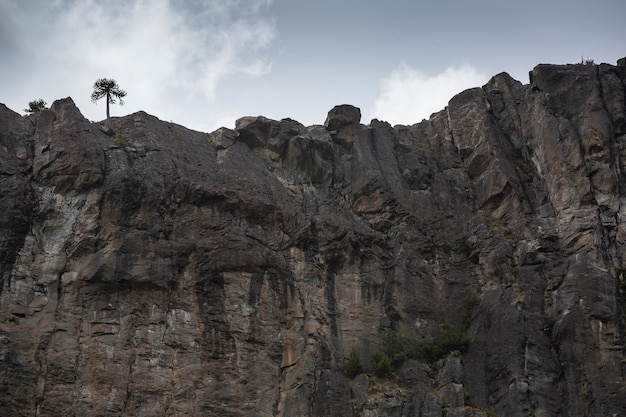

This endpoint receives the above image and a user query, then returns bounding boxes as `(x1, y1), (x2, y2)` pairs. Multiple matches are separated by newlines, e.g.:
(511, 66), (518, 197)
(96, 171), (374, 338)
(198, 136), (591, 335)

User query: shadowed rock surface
(1, 58), (626, 417)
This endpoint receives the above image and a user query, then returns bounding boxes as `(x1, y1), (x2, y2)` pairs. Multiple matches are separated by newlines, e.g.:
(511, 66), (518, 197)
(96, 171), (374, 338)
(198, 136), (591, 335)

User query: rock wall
(1, 58), (626, 417)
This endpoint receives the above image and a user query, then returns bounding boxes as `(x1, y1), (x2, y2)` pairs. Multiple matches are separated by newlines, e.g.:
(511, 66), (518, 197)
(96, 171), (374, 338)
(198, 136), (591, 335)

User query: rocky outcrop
(1, 58), (626, 417)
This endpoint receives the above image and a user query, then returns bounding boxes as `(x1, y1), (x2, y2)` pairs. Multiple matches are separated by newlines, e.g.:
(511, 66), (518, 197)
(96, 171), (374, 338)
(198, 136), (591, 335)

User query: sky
(1, 0), (625, 132)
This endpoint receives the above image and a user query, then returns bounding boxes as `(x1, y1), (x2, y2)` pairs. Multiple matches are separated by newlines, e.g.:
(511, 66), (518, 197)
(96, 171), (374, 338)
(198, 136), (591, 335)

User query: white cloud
(1, 0), (276, 131)
(371, 64), (488, 125)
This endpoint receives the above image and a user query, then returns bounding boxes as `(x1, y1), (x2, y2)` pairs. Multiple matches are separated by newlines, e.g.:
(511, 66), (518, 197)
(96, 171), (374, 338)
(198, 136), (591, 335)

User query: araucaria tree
(91, 78), (127, 120)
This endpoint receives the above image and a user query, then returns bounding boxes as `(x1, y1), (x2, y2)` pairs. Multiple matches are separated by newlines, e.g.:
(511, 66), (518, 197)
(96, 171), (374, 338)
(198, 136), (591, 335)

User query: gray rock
(352, 373), (370, 406)
(208, 126), (236, 150)
(439, 382), (464, 408)
(324, 104), (361, 146)
(444, 408), (467, 417)
(235, 115), (276, 147)
(437, 354), (463, 386)
(400, 359), (434, 389)
(421, 391), (443, 417)
(1, 57), (626, 417)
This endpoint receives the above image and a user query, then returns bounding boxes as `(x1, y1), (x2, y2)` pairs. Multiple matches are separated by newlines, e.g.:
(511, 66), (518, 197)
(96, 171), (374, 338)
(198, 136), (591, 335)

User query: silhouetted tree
(24, 99), (47, 114)
(91, 78), (127, 120)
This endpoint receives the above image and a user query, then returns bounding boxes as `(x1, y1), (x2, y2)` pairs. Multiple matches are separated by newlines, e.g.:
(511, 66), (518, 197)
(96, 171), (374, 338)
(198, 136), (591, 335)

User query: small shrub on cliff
(460, 289), (480, 330)
(344, 347), (364, 378)
(372, 292), (479, 370)
(379, 329), (417, 367)
(485, 406), (500, 417)
(535, 90), (547, 104)
(377, 323), (472, 367)
(114, 133), (134, 148)
(370, 349), (393, 378)
(581, 56), (595, 66)
(24, 99), (47, 114)
(416, 324), (470, 363)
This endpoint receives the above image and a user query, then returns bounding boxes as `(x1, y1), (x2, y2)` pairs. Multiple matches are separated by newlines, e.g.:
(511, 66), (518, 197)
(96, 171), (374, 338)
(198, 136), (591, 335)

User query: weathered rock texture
(1, 58), (626, 417)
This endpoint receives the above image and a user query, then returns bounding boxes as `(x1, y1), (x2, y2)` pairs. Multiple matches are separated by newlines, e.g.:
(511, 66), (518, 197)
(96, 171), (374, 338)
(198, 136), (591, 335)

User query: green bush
(415, 325), (471, 363)
(114, 133), (134, 148)
(486, 406), (500, 417)
(378, 323), (471, 367)
(370, 349), (393, 378)
(460, 289), (480, 330)
(24, 99), (47, 114)
(344, 347), (364, 378)
(379, 329), (418, 367)
(372, 291), (479, 371)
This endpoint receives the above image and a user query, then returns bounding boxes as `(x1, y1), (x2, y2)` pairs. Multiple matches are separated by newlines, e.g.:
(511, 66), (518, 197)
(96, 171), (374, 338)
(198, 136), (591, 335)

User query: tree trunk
(106, 91), (110, 120)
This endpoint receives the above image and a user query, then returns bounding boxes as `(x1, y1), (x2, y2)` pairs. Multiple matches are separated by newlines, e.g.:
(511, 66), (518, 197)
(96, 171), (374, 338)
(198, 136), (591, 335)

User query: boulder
(325, 104), (361, 146)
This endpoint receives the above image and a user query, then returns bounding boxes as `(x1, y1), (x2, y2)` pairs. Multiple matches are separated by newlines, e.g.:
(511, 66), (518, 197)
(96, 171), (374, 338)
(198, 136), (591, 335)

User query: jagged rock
(1, 58), (626, 417)
(208, 127), (237, 150)
(444, 408), (467, 417)
(363, 397), (403, 417)
(235, 115), (276, 147)
(325, 104), (361, 147)
(420, 391), (443, 417)
(352, 373), (370, 406)
(399, 359), (434, 390)
(439, 382), (464, 408)
(437, 354), (463, 385)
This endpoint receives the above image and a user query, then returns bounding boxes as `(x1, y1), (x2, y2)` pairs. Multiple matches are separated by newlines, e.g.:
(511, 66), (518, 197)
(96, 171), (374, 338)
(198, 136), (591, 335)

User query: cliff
(1, 58), (626, 417)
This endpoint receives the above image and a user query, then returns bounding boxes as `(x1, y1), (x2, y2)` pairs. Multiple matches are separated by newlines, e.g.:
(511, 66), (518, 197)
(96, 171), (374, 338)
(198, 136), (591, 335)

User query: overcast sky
(1, 0), (625, 132)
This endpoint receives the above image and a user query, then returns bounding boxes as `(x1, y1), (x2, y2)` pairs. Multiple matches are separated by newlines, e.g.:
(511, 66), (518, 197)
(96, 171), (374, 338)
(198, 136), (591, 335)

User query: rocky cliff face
(1, 58), (626, 417)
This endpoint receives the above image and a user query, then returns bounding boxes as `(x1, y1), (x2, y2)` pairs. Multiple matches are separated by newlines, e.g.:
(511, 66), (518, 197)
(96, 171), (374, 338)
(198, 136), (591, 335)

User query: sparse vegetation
(114, 133), (134, 148)
(344, 347), (364, 378)
(370, 348), (393, 378)
(419, 324), (471, 362)
(371, 290), (480, 374)
(379, 329), (416, 368)
(486, 406), (500, 417)
(24, 99), (47, 114)
(460, 289), (480, 330)
(581, 56), (595, 66)
(376, 325), (471, 369)
(486, 215), (515, 246)
(535, 90), (547, 104)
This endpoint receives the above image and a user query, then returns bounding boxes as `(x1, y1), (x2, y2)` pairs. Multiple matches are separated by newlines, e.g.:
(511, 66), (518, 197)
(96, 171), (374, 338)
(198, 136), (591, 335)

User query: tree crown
(91, 78), (127, 105)
(24, 99), (47, 114)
